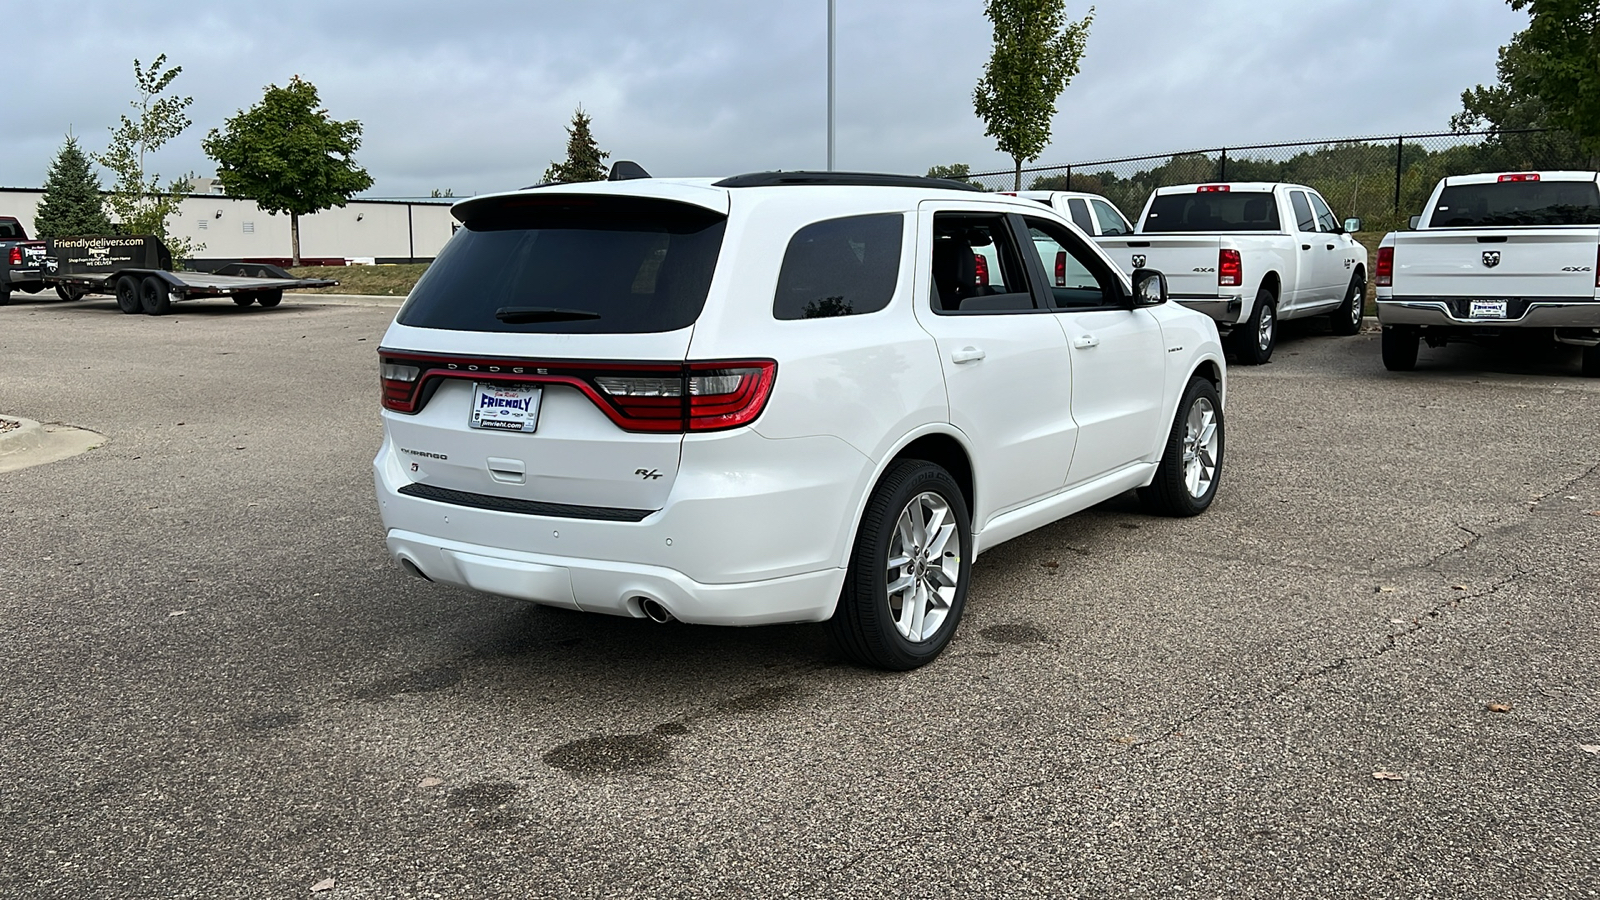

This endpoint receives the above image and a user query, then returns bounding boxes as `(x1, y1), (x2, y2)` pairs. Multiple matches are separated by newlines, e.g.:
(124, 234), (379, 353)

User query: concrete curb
(0, 416), (46, 458)
(0, 415), (106, 474)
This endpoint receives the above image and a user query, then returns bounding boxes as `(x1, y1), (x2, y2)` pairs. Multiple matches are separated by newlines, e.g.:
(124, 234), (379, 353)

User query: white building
(0, 187), (458, 266)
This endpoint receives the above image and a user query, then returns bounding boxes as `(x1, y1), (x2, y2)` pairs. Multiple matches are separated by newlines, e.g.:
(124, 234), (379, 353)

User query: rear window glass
(773, 213), (903, 319)
(1429, 180), (1600, 227)
(0, 219), (22, 240)
(1142, 191), (1281, 232)
(397, 196), (727, 334)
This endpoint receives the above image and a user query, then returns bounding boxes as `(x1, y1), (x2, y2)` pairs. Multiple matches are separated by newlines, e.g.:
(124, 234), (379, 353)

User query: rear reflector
(1497, 173), (1540, 182)
(1198, 185), (1230, 193)
(379, 353), (776, 433)
(1376, 246), (1394, 287)
(1218, 248), (1242, 287)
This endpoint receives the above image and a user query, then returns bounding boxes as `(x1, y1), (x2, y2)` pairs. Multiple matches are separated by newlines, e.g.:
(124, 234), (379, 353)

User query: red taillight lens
(1498, 173), (1540, 182)
(380, 360), (422, 412)
(7, 247), (19, 266)
(1218, 248), (1242, 287)
(972, 253), (989, 288)
(685, 361), (777, 431)
(1198, 184), (1230, 193)
(1054, 251), (1067, 287)
(1376, 246), (1394, 287)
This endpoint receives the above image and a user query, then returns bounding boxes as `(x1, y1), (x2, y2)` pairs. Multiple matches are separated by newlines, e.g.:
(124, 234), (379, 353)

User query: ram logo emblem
(1482, 251), (1501, 268)
(1131, 254), (1146, 268)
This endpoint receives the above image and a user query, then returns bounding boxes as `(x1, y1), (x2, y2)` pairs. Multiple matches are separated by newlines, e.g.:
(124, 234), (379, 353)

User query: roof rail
(712, 171), (985, 191)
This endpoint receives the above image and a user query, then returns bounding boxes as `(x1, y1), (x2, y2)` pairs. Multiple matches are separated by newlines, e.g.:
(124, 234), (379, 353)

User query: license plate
(469, 383), (542, 432)
(1469, 300), (1508, 319)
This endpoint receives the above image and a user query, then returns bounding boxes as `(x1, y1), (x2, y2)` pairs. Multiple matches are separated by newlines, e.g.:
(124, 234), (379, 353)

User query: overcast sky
(0, 0), (1527, 199)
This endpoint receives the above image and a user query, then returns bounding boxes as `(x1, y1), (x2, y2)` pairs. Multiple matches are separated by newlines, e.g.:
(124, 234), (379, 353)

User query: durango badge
(1482, 251), (1501, 268)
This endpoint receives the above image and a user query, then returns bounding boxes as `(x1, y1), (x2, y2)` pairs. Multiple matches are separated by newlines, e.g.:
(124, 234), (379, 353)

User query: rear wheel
(256, 289), (283, 308)
(826, 460), (972, 671)
(115, 276), (141, 314)
(233, 293), (256, 307)
(1331, 271), (1365, 336)
(139, 276), (171, 315)
(56, 284), (87, 302)
(1139, 377), (1225, 517)
(0, 283), (10, 306)
(1381, 325), (1419, 371)
(1583, 343), (1600, 378)
(1231, 288), (1276, 365)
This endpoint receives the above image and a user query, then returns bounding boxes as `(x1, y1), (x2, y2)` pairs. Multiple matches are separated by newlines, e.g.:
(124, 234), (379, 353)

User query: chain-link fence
(967, 129), (1592, 233)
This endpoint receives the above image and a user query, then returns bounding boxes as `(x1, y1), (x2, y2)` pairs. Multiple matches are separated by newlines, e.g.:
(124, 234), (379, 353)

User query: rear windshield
(0, 219), (23, 240)
(397, 195), (727, 333)
(1141, 191), (1281, 232)
(1428, 180), (1600, 227)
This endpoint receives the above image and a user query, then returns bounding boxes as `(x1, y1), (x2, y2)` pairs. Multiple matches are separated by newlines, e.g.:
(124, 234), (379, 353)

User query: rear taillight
(1218, 248), (1242, 287)
(1054, 251), (1067, 287)
(972, 253), (989, 288)
(7, 247), (19, 266)
(1498, 173), (1540, 182)
(1376, 246), (1394, 287)
(379, 353), (776, 433)
(1198, 184), (1230, 193)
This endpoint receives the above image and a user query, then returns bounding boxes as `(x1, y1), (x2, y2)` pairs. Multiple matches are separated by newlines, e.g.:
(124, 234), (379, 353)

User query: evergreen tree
(34, 136), (114, 238)
(542, 107), (610, 184)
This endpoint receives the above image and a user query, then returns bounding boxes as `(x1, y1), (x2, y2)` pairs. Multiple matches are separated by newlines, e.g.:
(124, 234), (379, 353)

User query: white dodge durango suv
(374, 168), (1227, 669)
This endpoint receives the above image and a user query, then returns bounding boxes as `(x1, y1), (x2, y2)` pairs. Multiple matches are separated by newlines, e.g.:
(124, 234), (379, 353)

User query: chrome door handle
(1072, 334), (1100, 349)
(951, 347), (986, 363)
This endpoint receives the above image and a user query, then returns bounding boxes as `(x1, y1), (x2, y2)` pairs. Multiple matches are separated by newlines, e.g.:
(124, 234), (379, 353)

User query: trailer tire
(115, 276), (141, 314)
(139, 276), (171, 316)
(233, 294), (256, 307)
(56, 284), (87, 302)
(255, 290), (283, 308)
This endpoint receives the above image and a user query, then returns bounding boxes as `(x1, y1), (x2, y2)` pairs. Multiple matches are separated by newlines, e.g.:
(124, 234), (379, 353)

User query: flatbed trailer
(40, 235), (338, 315)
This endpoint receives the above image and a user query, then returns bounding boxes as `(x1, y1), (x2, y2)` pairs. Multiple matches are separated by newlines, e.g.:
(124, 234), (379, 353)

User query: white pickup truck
(1375, 171), (1600, 376)
(1099, 183), (1369, 364)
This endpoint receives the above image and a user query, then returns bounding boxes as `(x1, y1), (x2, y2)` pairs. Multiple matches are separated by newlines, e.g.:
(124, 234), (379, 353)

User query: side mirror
(1130, 268), (1167, 306)
(1343, 217), (1362, 234)
(1408, 215), (1422, 230)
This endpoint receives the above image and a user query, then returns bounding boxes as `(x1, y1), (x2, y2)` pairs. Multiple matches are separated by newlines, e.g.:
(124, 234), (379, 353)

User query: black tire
(1231, 287), (1276, 365)
(256, 289), (283, 308)
(233, 293), (256, 307)
(1139, 377), (1225, 517)
(1381, 325), (1419, 371)
(1331, 271), (1365, 336)
(826, 460), (972, 671)
(0, 283), (10, 306)
(139, 276), (171, 315)
(56, 284), (87, 302)
(20, 284), (43, 294)
(115, 275), (141, 314)
(1583, 343), (1600, 378)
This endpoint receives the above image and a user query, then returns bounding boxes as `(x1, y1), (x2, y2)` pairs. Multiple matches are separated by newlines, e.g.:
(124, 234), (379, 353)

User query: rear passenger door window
(930, 214), (1037, 313)
(1065, 198), (1095, 233)
(1290, 191), (1317, 233)
(773, 213), (904, 319)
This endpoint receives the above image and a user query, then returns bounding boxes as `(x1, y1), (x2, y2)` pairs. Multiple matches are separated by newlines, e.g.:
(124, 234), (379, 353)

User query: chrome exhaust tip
(400, 558), (432, 582)
(638, 598), (676, 624)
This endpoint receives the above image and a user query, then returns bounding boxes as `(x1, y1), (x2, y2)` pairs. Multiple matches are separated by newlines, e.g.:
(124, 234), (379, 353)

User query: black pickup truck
(0, 216), (51, 304)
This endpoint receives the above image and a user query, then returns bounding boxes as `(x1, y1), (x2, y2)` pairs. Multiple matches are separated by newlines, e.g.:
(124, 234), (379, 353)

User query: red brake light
(1218, 248), (1242, 287)
(1054, 251), (1067, 287)
(1198, 185), (1230, 193)
(1497, 173), (1540, 182)
(7, 246), (19, 266)
(972, 252), (989, 288)
(1376, 246), (1394, 287)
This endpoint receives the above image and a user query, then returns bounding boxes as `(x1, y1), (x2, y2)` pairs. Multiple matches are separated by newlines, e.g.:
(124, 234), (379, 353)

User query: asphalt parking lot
(2, 293), (1598, 899)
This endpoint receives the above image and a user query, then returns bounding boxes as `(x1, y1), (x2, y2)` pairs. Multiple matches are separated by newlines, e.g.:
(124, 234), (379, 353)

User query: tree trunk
(291, 212), (301, 267)
(1013, 158), (1022, 192)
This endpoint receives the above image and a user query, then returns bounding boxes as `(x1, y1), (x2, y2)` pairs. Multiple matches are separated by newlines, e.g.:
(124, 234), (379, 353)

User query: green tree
(33, 135), (114, 239)
(1452, 1), (1595, 167)
(203, 76), (375, 267)
(974, 0), (1094, 190)
(542, 107), (610, 184)
(925, 163), (981, 187)
(96, 55), (198, 258)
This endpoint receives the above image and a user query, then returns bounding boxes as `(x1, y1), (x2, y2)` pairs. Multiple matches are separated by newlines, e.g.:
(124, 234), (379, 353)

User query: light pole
(827, 0), (835, 171)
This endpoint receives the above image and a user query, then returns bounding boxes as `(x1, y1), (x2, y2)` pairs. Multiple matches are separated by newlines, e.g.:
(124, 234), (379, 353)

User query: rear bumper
(1171, 294), (1245, 325)
(2, 268), (44, 287)
(1377, 297), (1600, 328)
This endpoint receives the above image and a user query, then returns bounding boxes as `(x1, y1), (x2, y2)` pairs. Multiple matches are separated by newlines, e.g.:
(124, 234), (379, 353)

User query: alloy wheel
(885, 491), (960, 643)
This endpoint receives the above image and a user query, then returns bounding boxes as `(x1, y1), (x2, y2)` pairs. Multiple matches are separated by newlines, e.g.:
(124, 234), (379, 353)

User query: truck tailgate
(1392, 228), (1600, 298)
(1099, 236), (1225, 297)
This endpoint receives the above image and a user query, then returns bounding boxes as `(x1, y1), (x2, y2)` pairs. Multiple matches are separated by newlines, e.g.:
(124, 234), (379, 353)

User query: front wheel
(115, 276), (141, 314)
(1381, 325), (1418, 371)
(826, 460), (972, 670)
(1139, 377), (1224, 517)
(1231, 288), (1276, 365)
(255, 290), (283, 308)
(233, 293), (256, 307)
(1331, 272), (1365, 336)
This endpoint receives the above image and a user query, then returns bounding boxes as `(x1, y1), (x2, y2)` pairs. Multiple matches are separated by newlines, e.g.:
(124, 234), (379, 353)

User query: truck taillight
(972, 253), (989, 288)
(1498, 173), (1540, 182)
(1055, 251), (1067, 287)
(1218, 249), (1242, 287)
(1376, 246), (1394, 287)
(6, 246), (19, 266)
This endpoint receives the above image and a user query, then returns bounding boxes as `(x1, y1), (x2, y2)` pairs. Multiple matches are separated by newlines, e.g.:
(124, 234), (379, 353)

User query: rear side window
(1429, 180), (1600, 227)
(1290, 192), (1317, 232)
(773, 213), (903, 319)
(1143, 191), (1281, 232)
(397, 196), (727, 334)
